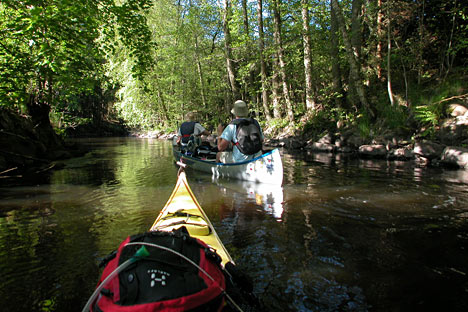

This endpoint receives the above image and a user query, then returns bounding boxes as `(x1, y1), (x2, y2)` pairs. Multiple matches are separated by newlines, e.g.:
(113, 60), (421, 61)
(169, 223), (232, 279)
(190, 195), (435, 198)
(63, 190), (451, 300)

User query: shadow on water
(0, 140), (467, 311)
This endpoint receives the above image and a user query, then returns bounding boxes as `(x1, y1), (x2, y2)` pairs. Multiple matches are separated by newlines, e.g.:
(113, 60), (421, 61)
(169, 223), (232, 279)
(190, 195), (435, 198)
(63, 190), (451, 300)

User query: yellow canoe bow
(150, 170), (233, 267)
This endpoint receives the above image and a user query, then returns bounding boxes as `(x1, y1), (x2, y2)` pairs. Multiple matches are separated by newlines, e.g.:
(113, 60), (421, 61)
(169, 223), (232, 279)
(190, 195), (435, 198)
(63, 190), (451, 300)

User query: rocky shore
(265, 134), (468, 169)
(265, 104), (468, 170)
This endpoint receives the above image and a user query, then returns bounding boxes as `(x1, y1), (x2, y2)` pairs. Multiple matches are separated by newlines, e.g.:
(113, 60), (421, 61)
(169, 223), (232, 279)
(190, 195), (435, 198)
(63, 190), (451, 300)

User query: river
(0, 137), (467, 311)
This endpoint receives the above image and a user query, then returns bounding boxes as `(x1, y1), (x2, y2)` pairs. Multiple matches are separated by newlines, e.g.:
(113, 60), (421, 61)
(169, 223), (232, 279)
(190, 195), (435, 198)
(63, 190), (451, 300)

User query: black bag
(93, 228), (226, 311)
(180, 121), (197, 144)
(231, 118), (262, 155)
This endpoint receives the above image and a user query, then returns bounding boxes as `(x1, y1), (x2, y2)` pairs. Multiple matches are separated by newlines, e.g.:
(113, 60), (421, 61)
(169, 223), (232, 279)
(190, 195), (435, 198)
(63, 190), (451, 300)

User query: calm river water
(1, 137), (467, 311)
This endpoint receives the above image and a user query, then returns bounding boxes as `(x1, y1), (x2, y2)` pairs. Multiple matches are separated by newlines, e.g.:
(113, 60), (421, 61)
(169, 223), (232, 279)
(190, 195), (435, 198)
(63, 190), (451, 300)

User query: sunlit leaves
(0, 1), (101, 109)
(0, 0), (154, 125)
(107, 0), (228, 129)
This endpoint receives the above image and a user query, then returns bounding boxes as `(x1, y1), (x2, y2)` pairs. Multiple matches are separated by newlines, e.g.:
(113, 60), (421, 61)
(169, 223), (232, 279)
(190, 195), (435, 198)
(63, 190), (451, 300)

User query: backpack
(92, 228), (226, 312)
(231, 118), (262, 155)
(179, 121), (197, 144)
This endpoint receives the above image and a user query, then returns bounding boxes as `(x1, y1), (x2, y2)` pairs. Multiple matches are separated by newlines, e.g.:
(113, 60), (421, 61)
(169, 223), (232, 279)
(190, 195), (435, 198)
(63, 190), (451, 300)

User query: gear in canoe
(82, 164), (262, 312)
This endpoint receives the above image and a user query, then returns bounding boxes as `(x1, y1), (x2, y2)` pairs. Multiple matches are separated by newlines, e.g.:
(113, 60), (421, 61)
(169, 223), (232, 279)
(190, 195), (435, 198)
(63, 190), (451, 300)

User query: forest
(1, 0), (467, 157)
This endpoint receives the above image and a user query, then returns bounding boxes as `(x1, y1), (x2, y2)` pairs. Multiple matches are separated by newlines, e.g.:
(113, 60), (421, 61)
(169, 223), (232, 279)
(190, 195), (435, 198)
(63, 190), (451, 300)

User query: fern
(414, 105), (438, 127)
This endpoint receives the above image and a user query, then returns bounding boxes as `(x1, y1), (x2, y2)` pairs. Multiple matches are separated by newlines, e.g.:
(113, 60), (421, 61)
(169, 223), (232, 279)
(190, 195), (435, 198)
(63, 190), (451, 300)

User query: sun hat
(231, 100), (249, 117)
(185, 111), (196, 121)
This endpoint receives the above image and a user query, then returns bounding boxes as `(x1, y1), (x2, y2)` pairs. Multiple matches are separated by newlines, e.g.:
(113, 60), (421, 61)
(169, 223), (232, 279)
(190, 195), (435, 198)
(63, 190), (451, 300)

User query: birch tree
(301, 0), (316, 112)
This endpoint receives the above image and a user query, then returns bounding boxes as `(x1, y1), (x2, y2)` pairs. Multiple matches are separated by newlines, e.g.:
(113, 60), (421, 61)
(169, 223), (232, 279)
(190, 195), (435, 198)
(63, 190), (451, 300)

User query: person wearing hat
(216, 100), (264, 163)
(177, 111), (210, 145)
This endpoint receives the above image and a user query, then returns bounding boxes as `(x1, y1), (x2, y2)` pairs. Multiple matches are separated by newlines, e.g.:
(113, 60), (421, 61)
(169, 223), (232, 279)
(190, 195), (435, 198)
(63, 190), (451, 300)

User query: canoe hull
(151, 171), (233, 266)
(173, 147), (283, 185)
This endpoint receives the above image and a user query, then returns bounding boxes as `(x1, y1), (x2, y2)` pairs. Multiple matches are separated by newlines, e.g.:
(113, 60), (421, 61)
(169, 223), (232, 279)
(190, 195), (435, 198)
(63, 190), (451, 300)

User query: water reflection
(0, 138), (177, 312)
(440, 168), (468, 184)
(1, 140), (468, 312)
(213, 178), (284, 220)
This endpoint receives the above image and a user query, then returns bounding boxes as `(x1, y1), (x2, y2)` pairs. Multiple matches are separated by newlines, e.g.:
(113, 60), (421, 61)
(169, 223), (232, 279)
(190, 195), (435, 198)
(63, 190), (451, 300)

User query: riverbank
(263, 116), (468, 170)
(2, 104), (468, 179)
(136, 106), (468, 171)
(0, 109), (82, 178)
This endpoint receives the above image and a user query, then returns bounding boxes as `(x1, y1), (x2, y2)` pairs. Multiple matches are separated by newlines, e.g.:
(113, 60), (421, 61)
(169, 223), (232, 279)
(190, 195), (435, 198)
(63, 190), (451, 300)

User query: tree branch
(434, 93), (468, 104)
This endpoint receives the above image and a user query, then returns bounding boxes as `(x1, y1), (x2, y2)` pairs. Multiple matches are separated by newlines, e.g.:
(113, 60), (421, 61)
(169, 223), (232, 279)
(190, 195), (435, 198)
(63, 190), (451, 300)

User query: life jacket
(92, 228), (226, 312)
(179, 121), (197, 144)
(230, 118), (262, 155)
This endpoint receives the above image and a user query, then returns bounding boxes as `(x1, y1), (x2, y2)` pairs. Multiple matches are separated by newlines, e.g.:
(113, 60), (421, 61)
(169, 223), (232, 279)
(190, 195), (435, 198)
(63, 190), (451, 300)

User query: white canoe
(173, 146), (283, 185)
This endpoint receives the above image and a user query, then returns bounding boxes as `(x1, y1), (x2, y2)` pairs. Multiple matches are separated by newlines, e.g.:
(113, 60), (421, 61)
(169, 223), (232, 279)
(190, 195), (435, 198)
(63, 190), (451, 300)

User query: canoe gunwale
(173, 147), (284, 185)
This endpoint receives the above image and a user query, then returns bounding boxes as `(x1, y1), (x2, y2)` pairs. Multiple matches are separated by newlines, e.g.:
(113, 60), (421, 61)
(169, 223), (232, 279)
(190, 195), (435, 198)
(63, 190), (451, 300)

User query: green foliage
(301, 108), (336, 137)
(0, 0), (154, 131)
(268, 118), (290, 130)
(40, 298), (56, 312)
(0, 1), (102, 108)
(374, 94), (410, 133)
(2, 0), (467, 138)
(329, 107), (355, 125)
(410, 73), (466, 138)
(106, 0), (228, 132)
(356, 113), (372, 138)
(414, 105), (438, 128)
(412, 94), (447, 139)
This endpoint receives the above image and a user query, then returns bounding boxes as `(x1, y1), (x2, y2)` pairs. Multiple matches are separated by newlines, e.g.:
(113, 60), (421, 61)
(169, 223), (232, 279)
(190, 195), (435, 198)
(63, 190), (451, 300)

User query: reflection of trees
(272, 154), (468, 310)
(0, 198), (98, 311)
(51, 139), (177, 252)
(0, 139), (179, 311)
(2, 140), (466, 311)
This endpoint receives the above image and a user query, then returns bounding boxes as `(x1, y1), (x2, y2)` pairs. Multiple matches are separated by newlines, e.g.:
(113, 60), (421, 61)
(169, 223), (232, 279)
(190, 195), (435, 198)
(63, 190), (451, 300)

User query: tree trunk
(330, 1), (344, 108)
(301, 0), (316, 112)
(417, 0), (426, 85)
(242, 0), (249, 35)
(27, 95), (51, 129)
(223, 0), (240, 100)
(153, 73), (170, 122)
(443, 0), (457, 79)
(257, 0), (272, 121)
(26, 86), (62, 149)
(91, 84), (103, 127)
(346, 0), (363, 106)
(331, 0), (374, 118)
(272, 0), (294, 123)
(351, 0), (363, 63)
(241, 0), (256, 109)
(194, 36), (207, 110)
(376, 0), (384, 80)
(387, 5), (394, 107)
(157, 88), (170, 124)
(272, 57), (282, 119)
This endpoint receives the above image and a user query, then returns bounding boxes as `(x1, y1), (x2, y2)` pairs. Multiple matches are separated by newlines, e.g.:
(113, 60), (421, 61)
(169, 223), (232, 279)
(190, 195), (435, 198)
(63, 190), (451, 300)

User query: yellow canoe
(150, 170), (233, 267)
(83, 169), (258, 312)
